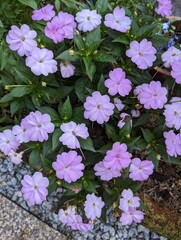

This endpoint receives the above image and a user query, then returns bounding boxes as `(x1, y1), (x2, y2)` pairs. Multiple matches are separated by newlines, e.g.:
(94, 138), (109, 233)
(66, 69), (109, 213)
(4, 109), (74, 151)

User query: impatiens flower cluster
(0, 129), (20, 155)
(84, 91), (114, 124)
(104, 7), (131, 33)
(60, 61), (75, 78)
(155, 0), (172, 17)
(52, 151), (85, 183)
(75, 9), (101, 32)
(32, 4), (55, 21)
(161, 46), (181, 68)
(6, 24), (37, 57)
(59, 121), (89, 149)
(171, 59), (181, 84)
(164, 131), (181, 157)
(21, 172), (49, 205)
(105, 68), (132, 97)
(119, 189), (144, 225)
(137, 81), (168, 109)
(8, 150), (23, 165)
(126, 39), (157, 70)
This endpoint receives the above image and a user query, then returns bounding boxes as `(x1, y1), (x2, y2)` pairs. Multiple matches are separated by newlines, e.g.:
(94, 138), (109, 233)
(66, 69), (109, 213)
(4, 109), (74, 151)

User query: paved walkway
(0, 194), (66, 240)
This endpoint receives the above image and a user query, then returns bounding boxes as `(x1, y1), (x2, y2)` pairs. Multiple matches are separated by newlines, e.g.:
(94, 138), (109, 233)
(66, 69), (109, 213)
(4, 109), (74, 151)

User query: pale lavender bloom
(44, 22), (64, 43)
(84, 193), (105, 220)
(8, 150), (23, 165)
(68, 215), (93, 232)
(133, 85), (142, 96)
(26, 47), (57, 76)
(119, 189), (140, 212)
(6, 24), (37, 57)
(164, 131), (181, 157)
(155, 0), (172, 17)
(104, 7), (131, 33)
(21, 172), (49, 205)
(60, 61), (75, 78)
(131, 109), (140, 118)
(84, 91), (114, 124)
(129, 158), (154, 181)
(118, 113), (131, 129)
(120, 207), (144, 225)
(32, 4), (55, 21)
(22, 111), (55, 142)
(59, 121), (89, 149)
(94, 161), (121, 181)
(75, 9), (101, 32)
(52, 151), (85, 183)
(105, 68), (132, 96)
(126, 39), (157, 70)
(104, 142), (132, 170)
(114, 98), (125, 111)
(171, 59), (181, 84)
(58, 206), (76, 225)
(161, 46), (181, 68)
(0, 129), (20, 155)
(170, 97), (181, 103)
(12, 118), (29, 143)
(137, 81), (167, 109)
(163, 102), (181, 130)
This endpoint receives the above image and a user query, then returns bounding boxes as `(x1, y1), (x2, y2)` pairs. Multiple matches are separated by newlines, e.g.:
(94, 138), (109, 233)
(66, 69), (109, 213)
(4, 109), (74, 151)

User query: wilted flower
(105, 68), (132, 96)
(129, 158), (154, 181)
(6, 24), (37, 57)
(58, 206), (76, 225)
(12, 119), (29, 143)
(0, 129), (20, 155)
(104, 142), (132, 170)
(163, 101), (181, 130)
(84, 193), (105, 220)
(118, 113), (131, 129)
(68, 214), (93, 232)
(119, 189), (140, 212)
(60, 61), (75, 78)
(59, 121), (89, 149)
(164, 131), (181, 157)
(52, 151), (85, 183)
(75, 9), (101, 32)
(22, 111), (55, 142)
(137, 81), (167, 109)
(84, 91), (114, 124)
(126, 39), (157, 70)
(120, 207), (144, 225)
(94, 161), (121, 181)
(104, 7), (131, 33)
(155, 0), (172, 17)
(8, 150), (23, 165)
(21, 172), (49, 205)
(161, 46), (181, 68)
(131, 109), (140, 118)
(171, 59), (181, 84)
(32, 4), (55, 21)
(26, 47), (57, 76)
(114, 98), (125, 111)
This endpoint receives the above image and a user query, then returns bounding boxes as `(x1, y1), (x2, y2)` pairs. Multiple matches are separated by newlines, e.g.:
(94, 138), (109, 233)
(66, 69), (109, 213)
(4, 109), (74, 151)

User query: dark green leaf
(0, 93), (14, 103)
(105, 123), (119, 141)
(97, 74), (107, 94)
(93, 51), (116, 63)
(48, 175), (58, 194)
(29, 149), (41, 169)
(60, 96), (73, 120)
(56, 50), (79, 61)
(79, 137), (96, 152)
(10, 101), (22, 116)
(86, 27), (101, 46)
(141, 128), (155, 143)
(18, 0), (37, 9)
(52, 128), (62, 151)
(11, 86), (31, 97)
(96, 0), (109, 13)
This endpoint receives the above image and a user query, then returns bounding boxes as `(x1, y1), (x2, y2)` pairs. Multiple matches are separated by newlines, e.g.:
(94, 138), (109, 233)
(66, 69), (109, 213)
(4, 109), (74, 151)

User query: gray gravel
(0, 158), (168, 240)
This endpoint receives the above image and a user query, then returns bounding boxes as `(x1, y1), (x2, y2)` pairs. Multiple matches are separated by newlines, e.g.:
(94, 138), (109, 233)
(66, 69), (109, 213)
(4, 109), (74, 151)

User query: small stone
(101, 232), (110, 240)
(1, 167), (7, 173)
(11, 177), (17, 185)
(7, 161), (13, 171)
(117, 230), (123, 238)
(110, 237), (116, 240)
(160, 237), (168, 240)
(144, 232), (150, 240)
(138, 225), (150, 234)
(151, 232), (159, 239)
(123, 229), (127, 238)
(128, 228), (136, 237)
(109, 227), (115, 237)
(103, 224), (111, 232)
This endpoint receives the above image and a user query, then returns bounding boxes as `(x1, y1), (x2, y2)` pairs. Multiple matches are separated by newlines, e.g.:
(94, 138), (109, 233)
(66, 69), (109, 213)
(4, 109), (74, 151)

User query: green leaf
(10, 101), (22, 116)
(86, 27), (101, 46)
(97, 143), (112, 154)
(55, 0), (60, 11)
(36, 106), (60, 121)
(60, 96), (73, 120)
(74, 34), (85, 50)
(113, 35), (130, 45)
(1, 51), (10, 70)
(105, 123), (119, 141)
(18, 0), (37, 9)
(96, 0), (109, 13)
(11, 86), (31, 97)
(141, 128), (155, 143)
(83, 180), (99, 193)
(75, 79), (87, 102)
(137, 23), (158, 38)
(83, 57), (96, 81)
(52, 128), (62, 151)
(0, 93), (13, 103)
(48, 175), (58, 194)
(97, 74), (107, 94)
(13, 68), (30, 84)
(119, 121), (132, 142)
(60, 0), (76, 9)
(79, 137), (95, 152)
(56, 50), (78, 61)
(134, 113), (150, 127)
(103, 188), (118, 206)
(29, 149), (41, 169)
(93, 51), (116, 63)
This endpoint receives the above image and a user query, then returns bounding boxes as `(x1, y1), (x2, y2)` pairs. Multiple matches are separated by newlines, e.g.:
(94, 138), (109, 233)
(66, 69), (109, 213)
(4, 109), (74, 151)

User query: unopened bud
(156, 154), (161, 160)
(69, 49), (75, 56)
(41, 81), (47, 87)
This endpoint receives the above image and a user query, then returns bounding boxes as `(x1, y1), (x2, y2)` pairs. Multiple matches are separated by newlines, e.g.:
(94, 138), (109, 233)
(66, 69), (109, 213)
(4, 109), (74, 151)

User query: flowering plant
(0, 0), (181, 232)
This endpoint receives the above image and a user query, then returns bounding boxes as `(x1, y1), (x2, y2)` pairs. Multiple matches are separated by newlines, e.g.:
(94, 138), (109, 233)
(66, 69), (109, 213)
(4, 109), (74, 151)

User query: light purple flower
(164, 131), (181, 157)
(161, 46), (181, 68)
(104, 7), (131, 33)
(119, 189), (140, 212)
(52, 151), (85, 183)
(75, 9), (101, 32)
(114, 98), (125, 111)
(120, 207), (144, 225)
(58, 206), (76, 225)
(60, 61), (75, 78)
(21, 172), (49, 205)
(163, 102), (181, 130)
(94, 161), (121, 181)
(133, 85), (142, 96)
(6, 24), (37, 57)
(171, 59), (181, 84)
(104, 142), (132, 170)
(12, 119), (29, 143)
(84, 91), (114, 124)
(59, 122), (89, 149)
(84, 193), (105, 220)
(118, 113), (131, 129)
(32, 4), (55, 21)
(105, 68), (132, 96)
(155, 0), (172, 17)
(68, 214), (93, 232)
(131, 109), (140, 118)
(0, 129), (20, 155)
(26, 47), (57, 76)
(22, 111), (55, 142)
(137, 81), (167, 109)
(126, 39), (157, 70)
(129, 158), (154, 181)
(44, 21), (64, 43)
(8, 150), (23, 165)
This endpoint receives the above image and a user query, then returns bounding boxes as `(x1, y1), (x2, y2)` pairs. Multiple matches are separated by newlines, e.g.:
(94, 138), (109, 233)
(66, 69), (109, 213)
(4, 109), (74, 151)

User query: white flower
(60, 61), (75, 78)
(114, 98), (125, 111)
(75, 9), (102, 32)
(8, 150), (23, 165)
(161, 46), (181, 68)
